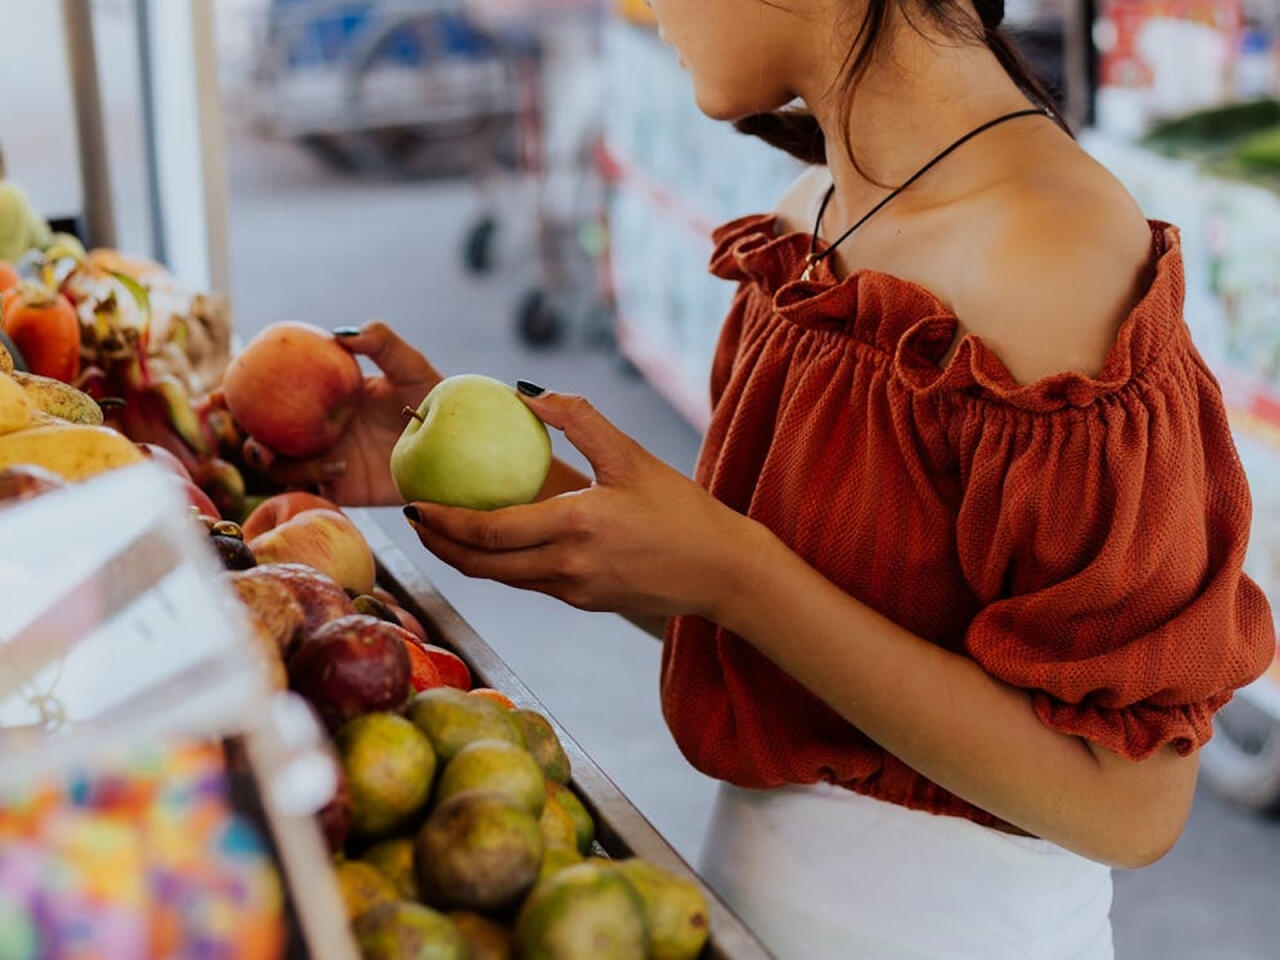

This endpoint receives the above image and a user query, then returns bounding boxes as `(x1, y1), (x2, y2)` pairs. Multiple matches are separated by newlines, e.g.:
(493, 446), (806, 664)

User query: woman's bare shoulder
(949, 158), (1155, 386)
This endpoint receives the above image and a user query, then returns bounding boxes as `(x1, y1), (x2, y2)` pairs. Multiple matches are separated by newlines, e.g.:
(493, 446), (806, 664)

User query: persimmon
(0, 261), (17, 292)
(1, 281), (80, 382)
(468, 687), (517, 710)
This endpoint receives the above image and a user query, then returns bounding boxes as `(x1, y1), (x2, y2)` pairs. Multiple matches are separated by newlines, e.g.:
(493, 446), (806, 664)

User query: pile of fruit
(0, 255), (715, 957)
(0, 240), (242, 517)
(209, 492), (710, 960)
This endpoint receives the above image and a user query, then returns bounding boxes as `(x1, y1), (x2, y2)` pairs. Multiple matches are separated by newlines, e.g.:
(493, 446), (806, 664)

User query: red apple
(418, 644), (470, 691)
(137, 442), (193, 482)
(223, 322), (362, 458)
(287, 614), (412, 730)
(248, 508), (375, 595)
(403, 638), (445, 692)
(241, 563), (356, 642)
(243, 491), (343, 540)
(0, 465), (65, 511)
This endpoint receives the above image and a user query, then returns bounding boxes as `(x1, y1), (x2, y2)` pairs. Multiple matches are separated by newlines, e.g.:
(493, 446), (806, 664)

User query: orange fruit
(469, 688), (516, 710)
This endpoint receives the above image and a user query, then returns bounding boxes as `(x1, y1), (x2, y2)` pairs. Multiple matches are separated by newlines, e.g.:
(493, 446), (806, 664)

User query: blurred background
(2, 1), (1279, 956)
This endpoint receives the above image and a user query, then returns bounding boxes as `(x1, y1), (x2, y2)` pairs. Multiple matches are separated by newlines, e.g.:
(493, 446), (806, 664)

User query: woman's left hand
(404, 389), (760, 620)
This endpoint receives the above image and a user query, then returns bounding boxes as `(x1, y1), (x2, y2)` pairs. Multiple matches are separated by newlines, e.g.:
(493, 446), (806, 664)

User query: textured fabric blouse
(659, 214), (1277, 829)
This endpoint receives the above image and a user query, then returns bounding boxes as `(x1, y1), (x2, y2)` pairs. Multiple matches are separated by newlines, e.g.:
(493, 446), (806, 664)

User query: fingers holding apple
(390, 374), (551, 512)
(242, 436), (349, 492)
(333, 321), (442, 391)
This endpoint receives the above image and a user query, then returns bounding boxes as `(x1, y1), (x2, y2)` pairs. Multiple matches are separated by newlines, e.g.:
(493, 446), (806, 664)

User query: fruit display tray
(357, 515), (776, 960)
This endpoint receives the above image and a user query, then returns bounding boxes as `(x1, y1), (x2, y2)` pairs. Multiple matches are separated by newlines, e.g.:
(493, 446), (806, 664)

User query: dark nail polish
(403, 505), (421, 524)
(516, 379), (545, 397)
(333, 326), (360, 337)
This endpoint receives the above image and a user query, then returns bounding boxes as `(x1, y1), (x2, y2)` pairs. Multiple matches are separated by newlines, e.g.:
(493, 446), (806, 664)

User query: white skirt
(698, 782), (1114, 960)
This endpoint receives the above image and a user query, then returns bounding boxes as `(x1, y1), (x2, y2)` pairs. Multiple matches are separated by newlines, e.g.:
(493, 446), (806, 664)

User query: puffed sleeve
(953, 355), (1275, 760)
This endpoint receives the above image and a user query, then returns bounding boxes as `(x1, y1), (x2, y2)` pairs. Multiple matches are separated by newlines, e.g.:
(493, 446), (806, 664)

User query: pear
(515, 862), (647, 960)
(613, 859), (710, 960)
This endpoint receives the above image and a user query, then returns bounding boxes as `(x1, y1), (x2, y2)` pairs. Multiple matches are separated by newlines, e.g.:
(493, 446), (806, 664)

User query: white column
(139, 0), (231, 295)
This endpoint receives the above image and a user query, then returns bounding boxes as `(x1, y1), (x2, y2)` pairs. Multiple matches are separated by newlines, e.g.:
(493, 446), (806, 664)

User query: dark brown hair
(735, 0), (1070, 165)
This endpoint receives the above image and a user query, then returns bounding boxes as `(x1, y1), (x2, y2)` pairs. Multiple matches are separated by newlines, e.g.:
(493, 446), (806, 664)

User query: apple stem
(402, 406), (425, 424)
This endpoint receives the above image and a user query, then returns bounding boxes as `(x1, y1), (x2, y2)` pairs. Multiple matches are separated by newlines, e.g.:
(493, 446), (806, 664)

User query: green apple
(391, 374), (552, 510)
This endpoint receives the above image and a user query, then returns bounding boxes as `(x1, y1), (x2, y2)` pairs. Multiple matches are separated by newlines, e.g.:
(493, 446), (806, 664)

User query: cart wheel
(581, 300), (616, 351)
(515, 290), (564, 348)
(1201, 697), (1280, 814)
(464, 216), (498, 275)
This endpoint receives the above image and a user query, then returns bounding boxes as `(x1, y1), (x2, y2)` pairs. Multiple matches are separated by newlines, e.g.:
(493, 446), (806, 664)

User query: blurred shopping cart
(248, 0), (532, 174)
(246, 0), (614, 349)
(460, 0), (613, 349)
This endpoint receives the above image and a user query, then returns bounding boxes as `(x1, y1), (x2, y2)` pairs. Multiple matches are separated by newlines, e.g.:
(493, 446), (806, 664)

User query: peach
(243, 491), (342, 540)
(223, 322), (362, 458)
(248, 508), (375, 595)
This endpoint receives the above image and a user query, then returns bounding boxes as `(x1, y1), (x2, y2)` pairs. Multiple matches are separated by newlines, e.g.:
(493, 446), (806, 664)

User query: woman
(252, 1), (1276, 956)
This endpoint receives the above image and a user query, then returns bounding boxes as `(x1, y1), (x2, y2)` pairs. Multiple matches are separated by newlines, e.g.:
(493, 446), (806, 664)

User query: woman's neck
(794, 12), (1033, 228)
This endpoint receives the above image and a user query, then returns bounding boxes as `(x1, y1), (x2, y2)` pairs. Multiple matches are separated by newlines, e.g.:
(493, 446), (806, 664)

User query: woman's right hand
(244, 321), (443, 506)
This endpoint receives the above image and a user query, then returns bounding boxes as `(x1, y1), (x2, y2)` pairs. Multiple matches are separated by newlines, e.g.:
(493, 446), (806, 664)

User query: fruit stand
(0, 218), (775, 953)
(0, 45), (777, 934)
(0, 470), (776, 958)
(359, 515), (775, 960)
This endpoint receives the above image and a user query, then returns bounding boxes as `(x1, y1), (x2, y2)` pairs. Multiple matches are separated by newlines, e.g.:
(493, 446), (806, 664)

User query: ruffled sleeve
(953, 351), (1275, 760)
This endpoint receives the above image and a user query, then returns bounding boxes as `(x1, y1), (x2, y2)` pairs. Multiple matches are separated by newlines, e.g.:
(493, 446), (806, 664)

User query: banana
(10, 372), (104, 425)
(0, 424), (143, 481)
(0, 375), (32, 434)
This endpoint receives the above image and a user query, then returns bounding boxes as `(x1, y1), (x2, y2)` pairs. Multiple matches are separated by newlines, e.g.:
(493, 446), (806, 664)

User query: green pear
(391, 375), (552, 511)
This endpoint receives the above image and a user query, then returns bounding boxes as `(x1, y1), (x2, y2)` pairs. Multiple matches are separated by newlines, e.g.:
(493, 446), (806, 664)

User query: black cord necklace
(800, 107), (1049, 282)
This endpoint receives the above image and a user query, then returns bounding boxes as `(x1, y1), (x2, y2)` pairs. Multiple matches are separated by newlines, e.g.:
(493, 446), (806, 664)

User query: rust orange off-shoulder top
(659, 214), (1277, 829)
